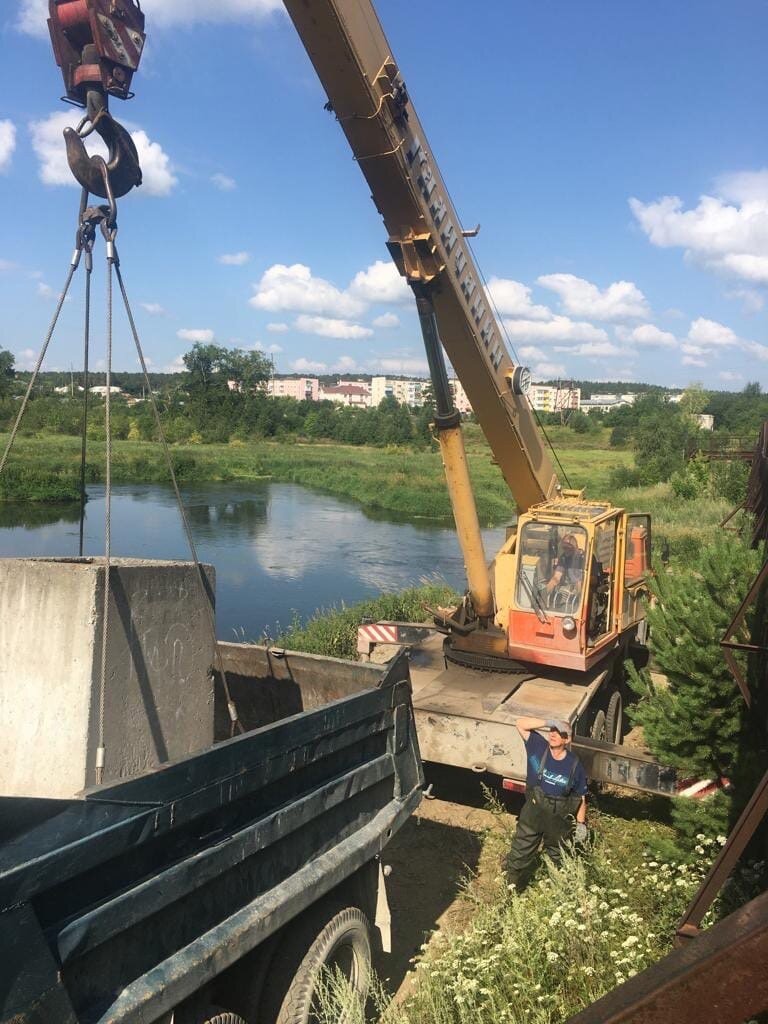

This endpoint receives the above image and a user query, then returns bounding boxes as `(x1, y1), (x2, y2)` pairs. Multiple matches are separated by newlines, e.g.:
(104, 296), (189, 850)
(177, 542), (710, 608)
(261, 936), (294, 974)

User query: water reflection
(0, 482), (506, 639)
(0, 502), (81, 531)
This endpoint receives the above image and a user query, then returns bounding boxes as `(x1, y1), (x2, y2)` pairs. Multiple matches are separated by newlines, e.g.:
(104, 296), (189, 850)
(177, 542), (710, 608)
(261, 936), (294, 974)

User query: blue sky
(1, 0), (766, 389)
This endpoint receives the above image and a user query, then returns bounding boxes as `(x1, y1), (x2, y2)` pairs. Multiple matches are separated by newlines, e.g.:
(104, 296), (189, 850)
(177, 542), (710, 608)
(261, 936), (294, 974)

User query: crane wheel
(605, 690), (623, 745)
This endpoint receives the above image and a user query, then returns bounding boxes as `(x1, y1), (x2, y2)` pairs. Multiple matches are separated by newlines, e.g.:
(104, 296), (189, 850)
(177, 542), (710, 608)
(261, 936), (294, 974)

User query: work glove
(574, 822), (589, 845)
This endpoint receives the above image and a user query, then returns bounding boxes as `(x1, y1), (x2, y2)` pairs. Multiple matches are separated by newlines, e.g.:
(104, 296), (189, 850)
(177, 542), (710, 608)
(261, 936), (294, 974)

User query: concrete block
(0, 558), (216, 798)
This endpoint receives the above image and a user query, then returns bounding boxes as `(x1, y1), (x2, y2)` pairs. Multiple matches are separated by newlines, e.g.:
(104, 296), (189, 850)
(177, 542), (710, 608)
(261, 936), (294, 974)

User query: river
(0, 482), (507, 639)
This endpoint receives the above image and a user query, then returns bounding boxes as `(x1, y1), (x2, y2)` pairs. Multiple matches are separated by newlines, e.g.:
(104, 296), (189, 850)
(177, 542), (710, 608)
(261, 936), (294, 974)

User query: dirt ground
(374, 765), (521, 999)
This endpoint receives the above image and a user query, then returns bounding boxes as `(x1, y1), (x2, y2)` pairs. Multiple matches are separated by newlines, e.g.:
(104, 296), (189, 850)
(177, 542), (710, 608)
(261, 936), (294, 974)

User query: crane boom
(283, 0), (561, 512)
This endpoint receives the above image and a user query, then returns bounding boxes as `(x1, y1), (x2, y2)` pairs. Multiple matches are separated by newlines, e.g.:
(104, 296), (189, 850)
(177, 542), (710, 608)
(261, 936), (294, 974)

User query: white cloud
(0, 259), (17, 272)
(537, 273), (650, 321)
(371, 356), (429, 375)
(211, 173), (237, 191)
(0, 120), (16, 173)
(716, 169), (768, 204)
(334, 356), (359, 372)
(131, 130), (178, 196)
(252, 341), (283, 354)
(250, 263), (366, 317)
(630, 171), (768, 284)
(531, 362), (567, 380)
(618, 324), (677, 349)
(218, 251), (251, 266)
(294, 315), (373, 339)
(503, 315), (609, 345)
(486, 277), (552, 320)
(372, 312), (400, 329)
(18, 0), (282, 36)
(165, 355), (187, 373)
(726, 287), (765, 314)
(16, 348), (37, 370)
(28, 112), (177, 196)
(177, 328), (215, 343)
(555, 341), (623, 358)
(675, 316), (768, 366)
(292, 357), (328, 373)
(518, 345), (548, 362)
(687, 317), (739, 349)
(140, 302), (166, 316)
(266, 322), (289, 333)
(349, 260), (410, 304)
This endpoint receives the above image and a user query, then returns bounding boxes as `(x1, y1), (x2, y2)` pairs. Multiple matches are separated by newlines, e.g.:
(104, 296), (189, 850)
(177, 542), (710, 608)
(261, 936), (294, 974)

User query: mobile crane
(283, 0), (660, 788)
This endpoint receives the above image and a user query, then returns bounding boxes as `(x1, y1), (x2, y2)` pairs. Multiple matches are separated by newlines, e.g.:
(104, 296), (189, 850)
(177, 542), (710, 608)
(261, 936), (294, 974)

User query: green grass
(271, 580), (460, 657)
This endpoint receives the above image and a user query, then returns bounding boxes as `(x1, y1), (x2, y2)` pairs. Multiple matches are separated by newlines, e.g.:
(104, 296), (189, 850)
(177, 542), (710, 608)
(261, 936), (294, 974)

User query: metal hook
(64, 92), (142, 200)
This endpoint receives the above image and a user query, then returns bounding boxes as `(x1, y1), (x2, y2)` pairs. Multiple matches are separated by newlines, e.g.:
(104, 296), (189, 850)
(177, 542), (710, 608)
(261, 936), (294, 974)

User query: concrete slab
(0, 557), (216, 798)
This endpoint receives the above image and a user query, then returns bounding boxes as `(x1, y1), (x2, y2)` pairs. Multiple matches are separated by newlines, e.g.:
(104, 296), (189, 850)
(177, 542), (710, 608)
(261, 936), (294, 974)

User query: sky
(0, 0), (767, 390)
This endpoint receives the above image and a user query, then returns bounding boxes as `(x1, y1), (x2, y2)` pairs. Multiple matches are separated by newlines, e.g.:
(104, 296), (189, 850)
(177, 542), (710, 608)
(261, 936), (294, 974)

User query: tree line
(0, 343), (434, 448)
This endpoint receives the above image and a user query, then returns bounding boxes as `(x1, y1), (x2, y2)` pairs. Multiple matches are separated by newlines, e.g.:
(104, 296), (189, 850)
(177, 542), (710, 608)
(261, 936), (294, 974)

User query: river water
(0, 483), (507, 639)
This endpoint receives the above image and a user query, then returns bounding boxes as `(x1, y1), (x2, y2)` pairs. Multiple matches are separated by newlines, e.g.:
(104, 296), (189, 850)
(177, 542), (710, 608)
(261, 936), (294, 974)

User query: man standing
(505, 716), (588, 891)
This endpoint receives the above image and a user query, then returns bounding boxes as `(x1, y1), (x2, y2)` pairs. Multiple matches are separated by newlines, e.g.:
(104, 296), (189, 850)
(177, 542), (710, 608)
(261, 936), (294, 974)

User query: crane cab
(501, 500), (650, 672)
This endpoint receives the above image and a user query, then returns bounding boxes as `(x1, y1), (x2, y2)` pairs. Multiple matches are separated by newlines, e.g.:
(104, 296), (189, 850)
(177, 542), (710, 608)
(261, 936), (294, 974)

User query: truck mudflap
(0, 650), (423, 1024)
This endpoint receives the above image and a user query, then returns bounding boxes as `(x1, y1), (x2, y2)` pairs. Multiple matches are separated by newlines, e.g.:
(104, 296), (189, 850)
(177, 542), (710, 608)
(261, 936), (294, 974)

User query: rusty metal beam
(676, 766), (768, 936)
(720, 556), (768, 706)
(565, 889), (768, 1024)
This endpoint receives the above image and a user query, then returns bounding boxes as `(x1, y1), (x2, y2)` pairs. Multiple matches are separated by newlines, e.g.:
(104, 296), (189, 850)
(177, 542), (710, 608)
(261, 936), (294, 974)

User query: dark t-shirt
(524, 731), (588, 798)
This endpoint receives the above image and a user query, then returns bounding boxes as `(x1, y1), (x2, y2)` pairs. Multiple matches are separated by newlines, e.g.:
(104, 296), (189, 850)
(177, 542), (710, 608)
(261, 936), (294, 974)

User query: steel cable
(95, 249), (114, 785)
(114, 262), (244, 737)
(78, 248), (92, 557)
(0, 257), (79, 477)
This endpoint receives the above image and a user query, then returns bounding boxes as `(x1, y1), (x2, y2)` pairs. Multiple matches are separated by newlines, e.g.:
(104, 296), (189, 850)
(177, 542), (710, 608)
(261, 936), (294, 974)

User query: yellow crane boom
(283, 0), (561, 514)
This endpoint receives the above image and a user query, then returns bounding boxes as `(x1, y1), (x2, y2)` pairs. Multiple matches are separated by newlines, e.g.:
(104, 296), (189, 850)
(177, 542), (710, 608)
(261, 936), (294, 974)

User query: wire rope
(114, 261), (244, 737)
(0, 257), (80, 477)
(78, 246), (92, 557)
(95, 246), (114, 785)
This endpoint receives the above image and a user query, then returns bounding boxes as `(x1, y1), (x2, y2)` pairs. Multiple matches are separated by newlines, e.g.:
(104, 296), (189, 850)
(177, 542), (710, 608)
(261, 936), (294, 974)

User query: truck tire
(590, 709), (607, 742)
(261, 905), (371, 1024)
(194, 1011), (247, 1024)
(605, 690), (623, 745)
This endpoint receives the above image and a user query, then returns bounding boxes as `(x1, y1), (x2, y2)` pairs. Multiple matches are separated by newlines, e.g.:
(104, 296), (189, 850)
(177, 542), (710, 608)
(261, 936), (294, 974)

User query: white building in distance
(450, 378), (472, 415)
(528, 384), (581, 414)
(320, 382), (371, 407)
(581, 393), (636, 414)
(371, 376), (426, 407)
(265, 377), (320, 401)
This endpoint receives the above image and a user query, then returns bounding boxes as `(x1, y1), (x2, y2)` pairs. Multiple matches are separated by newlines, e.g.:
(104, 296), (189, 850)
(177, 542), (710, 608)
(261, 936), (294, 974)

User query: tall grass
(271, 580), (459, 659)
(315, 811), (759, 1024)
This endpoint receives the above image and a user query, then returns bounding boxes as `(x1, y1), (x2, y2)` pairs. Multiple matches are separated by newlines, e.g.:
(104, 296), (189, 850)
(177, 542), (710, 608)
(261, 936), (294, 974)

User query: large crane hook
(64, 90), (142, 199)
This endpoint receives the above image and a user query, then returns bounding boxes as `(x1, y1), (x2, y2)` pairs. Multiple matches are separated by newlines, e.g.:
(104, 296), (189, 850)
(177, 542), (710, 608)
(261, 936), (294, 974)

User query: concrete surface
(0, 558), (216, 798)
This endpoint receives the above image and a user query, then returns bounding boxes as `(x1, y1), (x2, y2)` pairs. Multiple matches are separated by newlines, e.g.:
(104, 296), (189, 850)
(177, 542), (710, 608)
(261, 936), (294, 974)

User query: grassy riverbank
(0, 429), (730, 556)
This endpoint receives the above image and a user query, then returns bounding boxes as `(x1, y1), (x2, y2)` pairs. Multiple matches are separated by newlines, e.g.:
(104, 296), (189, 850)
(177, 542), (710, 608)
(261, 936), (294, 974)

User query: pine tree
(629, 533), (766, 856)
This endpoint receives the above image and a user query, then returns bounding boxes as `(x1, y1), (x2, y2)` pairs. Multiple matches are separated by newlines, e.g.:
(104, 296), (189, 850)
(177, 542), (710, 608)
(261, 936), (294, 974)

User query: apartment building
(449, 378), (472, 415)
(265, 377), (320, 401)
(528, 384), (581, 413)
(371, 376), (426, 407)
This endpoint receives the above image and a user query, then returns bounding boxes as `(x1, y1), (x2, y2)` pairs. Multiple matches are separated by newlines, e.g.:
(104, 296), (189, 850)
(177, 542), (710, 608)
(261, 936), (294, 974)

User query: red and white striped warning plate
(358, 623), (399, 645)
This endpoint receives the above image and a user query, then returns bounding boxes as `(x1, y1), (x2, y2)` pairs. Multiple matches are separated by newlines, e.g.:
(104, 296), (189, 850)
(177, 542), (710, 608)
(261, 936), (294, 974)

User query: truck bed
(408, 633), (609, 776)
(0, 645), (423, 1024)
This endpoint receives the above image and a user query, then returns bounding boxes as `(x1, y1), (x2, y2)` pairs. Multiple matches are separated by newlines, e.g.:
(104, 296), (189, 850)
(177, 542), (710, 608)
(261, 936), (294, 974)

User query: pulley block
(48, 0), (146, 105)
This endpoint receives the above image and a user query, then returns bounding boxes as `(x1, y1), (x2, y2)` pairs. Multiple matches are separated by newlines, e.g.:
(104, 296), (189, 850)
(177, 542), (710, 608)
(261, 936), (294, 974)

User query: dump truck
(1, 610), (422, 1024)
